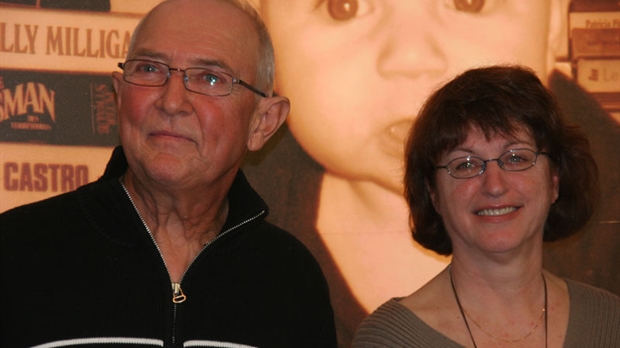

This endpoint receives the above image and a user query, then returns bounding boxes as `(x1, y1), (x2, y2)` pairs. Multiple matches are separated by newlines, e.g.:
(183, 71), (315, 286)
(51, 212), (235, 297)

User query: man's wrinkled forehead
(129, 0), (248, 53)
(127, 0), (259, 74)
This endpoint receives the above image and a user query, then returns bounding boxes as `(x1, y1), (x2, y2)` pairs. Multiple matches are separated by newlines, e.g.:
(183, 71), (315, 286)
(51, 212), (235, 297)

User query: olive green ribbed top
(353, 279), (620, 348)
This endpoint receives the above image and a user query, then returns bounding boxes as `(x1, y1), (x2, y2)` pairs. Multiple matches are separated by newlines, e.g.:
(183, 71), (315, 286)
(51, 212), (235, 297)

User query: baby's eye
(445, 0), (486, 13)
(327, 0), (359, 21)
(322, 0), (372, 22)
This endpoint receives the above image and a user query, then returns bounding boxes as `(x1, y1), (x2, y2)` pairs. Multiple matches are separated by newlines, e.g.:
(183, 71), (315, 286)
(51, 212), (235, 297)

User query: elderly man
(0, 0), (336, 347)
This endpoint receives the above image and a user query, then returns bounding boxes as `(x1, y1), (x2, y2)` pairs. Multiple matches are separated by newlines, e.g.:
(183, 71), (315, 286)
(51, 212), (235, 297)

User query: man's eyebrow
(191, 58), (234, 74)
(128, 49), (168, 61)
(127, 50), (235, 74)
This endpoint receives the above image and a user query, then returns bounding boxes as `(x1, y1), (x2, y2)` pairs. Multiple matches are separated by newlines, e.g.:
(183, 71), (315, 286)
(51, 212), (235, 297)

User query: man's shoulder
(227, 219), (328, 285)
(247, 220), (320, 262)
(0, 177), (120, 242)
(0, 188), (81, 225)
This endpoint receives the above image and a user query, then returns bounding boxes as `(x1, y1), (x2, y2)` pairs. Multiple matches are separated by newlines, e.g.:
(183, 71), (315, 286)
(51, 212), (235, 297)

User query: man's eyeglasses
(436, 148), (548, 179)
(117, 59), (267, 98)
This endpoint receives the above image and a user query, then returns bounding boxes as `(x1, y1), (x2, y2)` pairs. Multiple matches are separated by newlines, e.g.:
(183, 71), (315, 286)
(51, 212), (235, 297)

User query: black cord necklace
(448, 265), (548, 348)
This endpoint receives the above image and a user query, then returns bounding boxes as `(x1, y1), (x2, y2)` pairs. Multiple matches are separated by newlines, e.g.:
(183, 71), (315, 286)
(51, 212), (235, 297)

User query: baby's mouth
(382, 120), (414, 158)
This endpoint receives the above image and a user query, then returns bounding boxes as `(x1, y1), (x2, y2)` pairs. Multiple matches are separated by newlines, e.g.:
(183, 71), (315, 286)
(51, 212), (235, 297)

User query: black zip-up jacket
(1, 147), (337, 348)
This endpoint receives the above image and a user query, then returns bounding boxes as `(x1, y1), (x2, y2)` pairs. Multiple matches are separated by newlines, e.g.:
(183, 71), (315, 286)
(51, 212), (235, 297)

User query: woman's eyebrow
(448, 147), (475, 155)
(501, 138), (536, 149)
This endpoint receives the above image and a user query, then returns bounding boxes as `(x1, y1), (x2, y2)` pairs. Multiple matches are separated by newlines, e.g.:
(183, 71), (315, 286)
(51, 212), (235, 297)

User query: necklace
(449, 265), (548, 348)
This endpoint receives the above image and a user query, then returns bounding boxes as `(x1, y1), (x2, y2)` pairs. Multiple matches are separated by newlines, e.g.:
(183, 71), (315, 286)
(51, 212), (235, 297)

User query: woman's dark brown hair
(404, 65), (599, 255)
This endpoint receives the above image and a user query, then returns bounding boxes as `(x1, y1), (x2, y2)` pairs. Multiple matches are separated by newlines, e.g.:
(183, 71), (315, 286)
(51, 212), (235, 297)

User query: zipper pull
(172, 282), (187, 303)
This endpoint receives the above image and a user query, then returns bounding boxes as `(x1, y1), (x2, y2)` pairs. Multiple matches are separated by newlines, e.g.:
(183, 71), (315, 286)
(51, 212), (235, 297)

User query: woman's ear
(426, 180), (441, 215)
(551, 166), (560, 204)
(247, 95), (290, 151)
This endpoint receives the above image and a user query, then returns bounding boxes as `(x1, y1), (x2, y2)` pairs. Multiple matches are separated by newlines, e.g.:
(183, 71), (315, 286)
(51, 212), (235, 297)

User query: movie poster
(1, 1), (618, 347)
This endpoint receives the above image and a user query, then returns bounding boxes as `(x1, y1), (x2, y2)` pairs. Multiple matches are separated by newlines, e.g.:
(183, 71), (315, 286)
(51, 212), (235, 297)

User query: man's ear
(247, 95), (290, 151)
(111, 71), (123, 105)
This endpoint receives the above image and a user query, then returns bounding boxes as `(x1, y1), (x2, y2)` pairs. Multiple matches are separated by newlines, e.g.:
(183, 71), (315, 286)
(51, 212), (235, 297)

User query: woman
(241, 1), (620, 345)
(353, 66), (620, 347)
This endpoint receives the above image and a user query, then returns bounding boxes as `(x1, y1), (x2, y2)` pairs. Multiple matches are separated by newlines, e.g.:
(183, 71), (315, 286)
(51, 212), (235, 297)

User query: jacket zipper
(120, 180), (265, 346)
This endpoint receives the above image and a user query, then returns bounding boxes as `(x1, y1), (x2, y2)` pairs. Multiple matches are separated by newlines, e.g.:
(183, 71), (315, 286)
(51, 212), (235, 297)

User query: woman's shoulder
(353, 298), (463, 348)
(565, 278), (620, 307)
(563, 278), (620, 348)
(352, 298), (427, 347)
(359, 298), (419, 328)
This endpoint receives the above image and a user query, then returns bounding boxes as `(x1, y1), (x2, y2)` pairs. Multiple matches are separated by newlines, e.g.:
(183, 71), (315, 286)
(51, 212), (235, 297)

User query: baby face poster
(1, 1), (618, 347)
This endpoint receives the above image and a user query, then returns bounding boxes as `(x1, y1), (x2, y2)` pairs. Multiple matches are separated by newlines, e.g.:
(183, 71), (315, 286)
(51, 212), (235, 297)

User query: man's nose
(157, 70), (192, 115)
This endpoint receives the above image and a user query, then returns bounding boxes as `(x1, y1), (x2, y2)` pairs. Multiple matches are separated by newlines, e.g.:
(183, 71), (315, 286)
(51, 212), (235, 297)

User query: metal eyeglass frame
(436, 148), (548, 179)
(117, 59), (267, 98)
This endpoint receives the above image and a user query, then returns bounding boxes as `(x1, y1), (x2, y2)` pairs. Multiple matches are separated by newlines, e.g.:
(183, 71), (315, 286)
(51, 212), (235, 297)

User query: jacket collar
(80, 146), (269, 247)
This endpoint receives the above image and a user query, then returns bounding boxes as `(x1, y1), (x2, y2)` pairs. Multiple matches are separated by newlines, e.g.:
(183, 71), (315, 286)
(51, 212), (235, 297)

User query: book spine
(570, 28), (620, 59)
(575, 58), (620, 93)
(569, 11), (620, 33)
